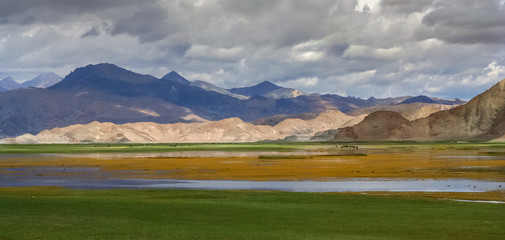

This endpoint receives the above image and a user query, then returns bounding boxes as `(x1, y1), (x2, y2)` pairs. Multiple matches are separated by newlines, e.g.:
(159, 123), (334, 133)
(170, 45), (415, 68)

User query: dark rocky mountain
(398, 95), (465, 105)
(431, 97), (467, 105)
(365, 96), (410, 106)
(50, 63), (158, 90)
(49, 64), (246, 120)
(229, 81), (282, 96)
(0, 85), (6, 92)
(0, 87), (198, 138)
(0, 77), (20, 90)
(190, 80), (249, 100)
(400, 95), (436, 104)
(0, 64), (326, 137)
(49, 64), (343, 121)
(161, 71), (191, 85)
(318, 94), (425, 113)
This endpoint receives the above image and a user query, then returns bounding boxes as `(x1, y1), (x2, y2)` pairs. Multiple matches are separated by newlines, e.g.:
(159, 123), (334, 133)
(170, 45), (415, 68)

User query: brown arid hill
(273, 110), (366, 140)
(3, 110), (365, 143)
(334, 79), (505, 141)
(333, 111), (411, 141)
(347, 102), (457, 121)
(252, 112), (321, 126)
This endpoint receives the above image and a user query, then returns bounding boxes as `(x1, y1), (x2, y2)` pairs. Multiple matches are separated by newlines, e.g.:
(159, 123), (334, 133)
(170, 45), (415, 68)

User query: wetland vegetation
(1, 187), (504, 240)
(2, 142), (505, 181)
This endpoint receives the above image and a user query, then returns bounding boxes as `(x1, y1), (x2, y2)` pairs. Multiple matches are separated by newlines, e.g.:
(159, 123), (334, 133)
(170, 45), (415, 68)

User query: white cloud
(184, 72), (213, 82)
(193, 0), (208, 7)
(21, 26), (43, 38)
(343, 45), (402, 60)
(280, 77), (319, 89)
(342, 70), (377, 83)
(290, 40), (326, 62)
(475, 61), (505, 85)
(184, 45), (244, 61)
(293, 51), (325, 62)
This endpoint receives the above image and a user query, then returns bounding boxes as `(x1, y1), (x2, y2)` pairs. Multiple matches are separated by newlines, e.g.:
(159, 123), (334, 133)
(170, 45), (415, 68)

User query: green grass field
(0, 142), (316, 154)
(1, 188), (504, 240)
(2, 141), (505, 154)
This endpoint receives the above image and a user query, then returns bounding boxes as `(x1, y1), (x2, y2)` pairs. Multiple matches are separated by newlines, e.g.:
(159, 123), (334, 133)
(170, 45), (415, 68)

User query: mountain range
(6, 110), (366, 143)
(0, 63), (466, 140)
(0, 73), (62, 91)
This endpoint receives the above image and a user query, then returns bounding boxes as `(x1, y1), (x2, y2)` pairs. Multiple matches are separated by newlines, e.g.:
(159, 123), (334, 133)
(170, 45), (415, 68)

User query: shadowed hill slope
(334, 79), (505, 141)
(347, 102), (456, 121)
(229, 81), (281, 96)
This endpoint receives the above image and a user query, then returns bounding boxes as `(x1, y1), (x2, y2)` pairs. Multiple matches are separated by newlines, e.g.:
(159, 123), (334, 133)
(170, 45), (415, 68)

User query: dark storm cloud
(421, 0), (505, 44)
(111, 4), (172, 43)
(0, 0), (504, 100)
(81, 25), (101, 38)
(327, 43), (351, 57)
(0, 0), (153, 24)
(220, 0), (279, 14)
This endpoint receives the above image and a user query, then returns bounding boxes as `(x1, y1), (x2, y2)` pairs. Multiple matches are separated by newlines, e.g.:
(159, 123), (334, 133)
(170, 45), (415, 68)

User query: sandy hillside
(4, 110), (365, 143)
(347, 102), (456, 121)
(334, 79), (505, 141)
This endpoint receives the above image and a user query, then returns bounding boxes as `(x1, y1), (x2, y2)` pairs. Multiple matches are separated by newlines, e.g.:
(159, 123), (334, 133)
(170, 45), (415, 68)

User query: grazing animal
(339, 145), (359, 149)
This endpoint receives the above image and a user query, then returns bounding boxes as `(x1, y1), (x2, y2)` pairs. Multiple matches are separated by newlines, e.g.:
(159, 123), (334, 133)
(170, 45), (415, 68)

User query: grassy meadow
(0, 142), (314, 154)
(2, 141), (505, 154)
(1, 187), (504, 240)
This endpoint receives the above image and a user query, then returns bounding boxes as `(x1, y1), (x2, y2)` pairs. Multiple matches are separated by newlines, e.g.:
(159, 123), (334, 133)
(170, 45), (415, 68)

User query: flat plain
(2, 142), (505, 182)
(1, 142), (504, 239)
(1, 187), (505, 240)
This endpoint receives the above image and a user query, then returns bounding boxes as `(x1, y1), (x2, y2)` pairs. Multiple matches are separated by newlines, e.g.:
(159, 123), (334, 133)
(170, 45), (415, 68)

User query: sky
(0, 0), (504, 100)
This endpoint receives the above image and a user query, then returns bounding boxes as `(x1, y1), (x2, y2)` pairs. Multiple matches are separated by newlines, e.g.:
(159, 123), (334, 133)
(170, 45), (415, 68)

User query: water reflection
(1, 169), (503, 192)
(1, 148), (505, 192)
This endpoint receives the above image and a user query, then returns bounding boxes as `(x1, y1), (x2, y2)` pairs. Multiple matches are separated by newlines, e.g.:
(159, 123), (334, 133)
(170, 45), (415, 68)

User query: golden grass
(2, 147), (504, 181)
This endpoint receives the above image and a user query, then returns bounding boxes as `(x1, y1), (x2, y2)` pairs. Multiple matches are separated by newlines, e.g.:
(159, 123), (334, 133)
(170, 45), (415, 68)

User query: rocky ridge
(334, 79), (505, 141)
(3, 110), (364, 143)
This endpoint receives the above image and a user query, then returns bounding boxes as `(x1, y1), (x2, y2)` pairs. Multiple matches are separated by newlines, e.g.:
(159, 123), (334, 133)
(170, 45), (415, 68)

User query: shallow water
(1, 167), (503, 192)
(2, 147), (505, 192)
